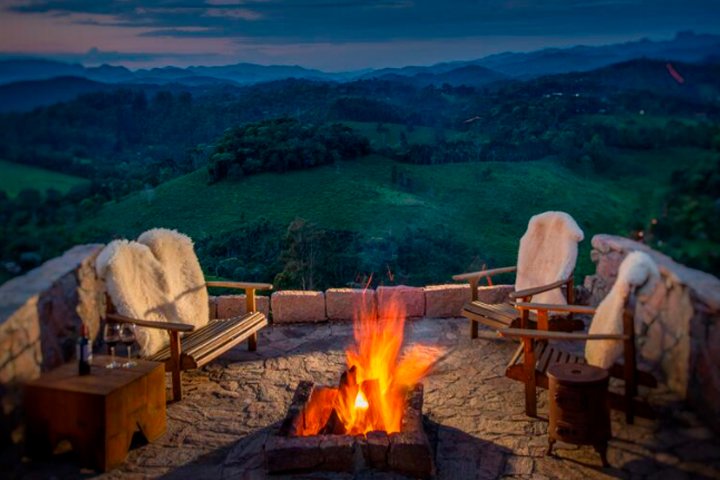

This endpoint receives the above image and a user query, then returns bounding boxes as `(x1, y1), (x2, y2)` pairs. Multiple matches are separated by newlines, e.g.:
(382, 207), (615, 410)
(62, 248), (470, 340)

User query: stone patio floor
(16, 318), (720, 479)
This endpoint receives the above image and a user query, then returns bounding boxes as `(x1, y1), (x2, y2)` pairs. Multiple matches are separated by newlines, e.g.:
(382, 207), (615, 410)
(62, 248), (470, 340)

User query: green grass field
(0, 160), (87, 197)
(82, 146), (704, 278)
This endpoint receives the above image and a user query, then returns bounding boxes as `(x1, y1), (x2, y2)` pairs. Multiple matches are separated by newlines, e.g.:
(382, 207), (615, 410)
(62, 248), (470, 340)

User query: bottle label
(77, 344), (92, 363)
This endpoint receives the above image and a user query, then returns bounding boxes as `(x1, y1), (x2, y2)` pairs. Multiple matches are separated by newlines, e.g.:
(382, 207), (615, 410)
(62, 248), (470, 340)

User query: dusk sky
(1, 0), (719, 71)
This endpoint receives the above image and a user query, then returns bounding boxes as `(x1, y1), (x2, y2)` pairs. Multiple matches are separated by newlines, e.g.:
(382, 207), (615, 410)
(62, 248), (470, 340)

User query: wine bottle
(77, 324), (92, 376)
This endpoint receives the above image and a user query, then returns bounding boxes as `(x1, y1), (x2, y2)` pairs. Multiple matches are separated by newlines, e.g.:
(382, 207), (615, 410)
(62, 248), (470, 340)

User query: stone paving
(15, 318), (720, 479)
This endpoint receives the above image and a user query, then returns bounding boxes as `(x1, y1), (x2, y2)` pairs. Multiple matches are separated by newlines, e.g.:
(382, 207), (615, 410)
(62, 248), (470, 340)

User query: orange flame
(296, 292), (443, 436)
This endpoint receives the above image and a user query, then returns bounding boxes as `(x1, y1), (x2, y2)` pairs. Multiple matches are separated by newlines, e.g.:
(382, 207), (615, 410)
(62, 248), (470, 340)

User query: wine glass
(120, 323), (137, 368)
(103, 323), (121, 369)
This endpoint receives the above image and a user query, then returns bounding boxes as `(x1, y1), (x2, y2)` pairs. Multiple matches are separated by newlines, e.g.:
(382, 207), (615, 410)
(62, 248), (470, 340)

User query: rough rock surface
(477, 284), (515, 304)
(214, 295), (271, 320)
(325, 288), (376, 321)
(12, 318), (720, 479)
(584, 234), (720, 433)
(0, 244), (104, 446)
(377, 286), (425, 318)
(271, 291), (326, 323)
(425, 284), (469, 318)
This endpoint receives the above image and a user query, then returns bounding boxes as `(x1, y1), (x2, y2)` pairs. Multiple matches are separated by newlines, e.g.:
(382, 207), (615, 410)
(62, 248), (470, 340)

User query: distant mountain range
(0, 31), (719, 112)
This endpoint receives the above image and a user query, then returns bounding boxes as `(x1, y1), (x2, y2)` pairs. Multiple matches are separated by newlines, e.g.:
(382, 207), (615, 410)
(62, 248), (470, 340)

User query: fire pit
(264, 296), (442, 478)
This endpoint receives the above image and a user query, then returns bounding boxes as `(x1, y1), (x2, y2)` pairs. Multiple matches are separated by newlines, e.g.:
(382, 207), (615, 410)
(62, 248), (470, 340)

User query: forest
(0, 58), (719, 287)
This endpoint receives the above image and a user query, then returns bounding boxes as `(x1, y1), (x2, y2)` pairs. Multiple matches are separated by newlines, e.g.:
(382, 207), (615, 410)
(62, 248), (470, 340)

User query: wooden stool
(24, 356), (166, 471)
(547, 363), (611, 467)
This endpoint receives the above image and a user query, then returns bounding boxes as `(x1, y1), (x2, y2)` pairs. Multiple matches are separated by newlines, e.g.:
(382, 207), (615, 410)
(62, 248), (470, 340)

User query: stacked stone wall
(0, 244), (104, 445)
(584, 234), (720, 432)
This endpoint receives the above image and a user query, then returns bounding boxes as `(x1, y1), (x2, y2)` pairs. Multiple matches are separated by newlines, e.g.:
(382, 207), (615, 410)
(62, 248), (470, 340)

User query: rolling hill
(0, 160), (87, 197)
(79, 146), (701, 280)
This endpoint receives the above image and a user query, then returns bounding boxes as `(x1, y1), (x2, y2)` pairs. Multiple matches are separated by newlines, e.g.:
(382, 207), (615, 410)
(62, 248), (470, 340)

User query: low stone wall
(267, 284), (513, 324)
(271, 291), (326, 323)
(377, 286), (425, 318)
(0, 244), (104, 446)
(584, 234), (720, 432)
(212, 295), (270, 320)
(326, 289), (376, 321)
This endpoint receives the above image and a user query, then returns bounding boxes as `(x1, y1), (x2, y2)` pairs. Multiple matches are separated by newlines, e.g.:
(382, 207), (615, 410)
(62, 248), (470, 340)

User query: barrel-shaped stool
(547, 363), (611, 467)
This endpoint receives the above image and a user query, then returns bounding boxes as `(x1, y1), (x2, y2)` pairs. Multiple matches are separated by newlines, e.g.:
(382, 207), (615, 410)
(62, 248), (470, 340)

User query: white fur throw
(137, 229), (209, 332)
(95, 239), (174, 357)
(585, 251), (660, 369)
(95, 229), (209, 357)
(515, 211), (584, 305)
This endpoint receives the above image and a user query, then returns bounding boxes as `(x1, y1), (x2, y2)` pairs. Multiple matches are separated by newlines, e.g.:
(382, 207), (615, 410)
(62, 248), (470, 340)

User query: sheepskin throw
(137, 228), (209, 332)
(515, 211), (584, 305)
(95, 239), (174, 357)
(95, 229), (209, 357)
(585, 251), (660, 369)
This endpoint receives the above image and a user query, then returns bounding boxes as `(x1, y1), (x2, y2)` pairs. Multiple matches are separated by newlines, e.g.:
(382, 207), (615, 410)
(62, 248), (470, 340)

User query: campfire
(266, 294), (444, 477)
(297, 297), (443, 436)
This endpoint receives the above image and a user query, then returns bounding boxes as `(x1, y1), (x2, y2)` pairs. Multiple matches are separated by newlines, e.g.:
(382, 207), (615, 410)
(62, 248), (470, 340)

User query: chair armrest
(513, 302), (596, 315)
(508, 278), (570, 300)
(452, 266), (516, 282)
(499, 328), (628, 341)
(206, 281), (273, 291)
(106, 313), (195, 332)
(206, 281), (272, 315)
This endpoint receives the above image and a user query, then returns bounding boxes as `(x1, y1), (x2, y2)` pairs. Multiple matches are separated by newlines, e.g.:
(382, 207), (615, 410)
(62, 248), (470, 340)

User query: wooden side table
(24, 356), (166, 471)
(547, 363), (611, 467)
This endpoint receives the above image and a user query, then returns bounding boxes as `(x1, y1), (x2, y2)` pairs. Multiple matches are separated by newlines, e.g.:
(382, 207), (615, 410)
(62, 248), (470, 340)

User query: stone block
(477, 284), (515, 304)
(265, 436), (323, 473)
(325, 288), (376, 321)
(364, 430), (390, 468)
(319, 435), (356, 472)
(376, 286), (424, 318)
(271, 291), (326, 323)
(215, 295), (270, 319)
(424, 284), (468, 318)
(388, 431), (433, 479)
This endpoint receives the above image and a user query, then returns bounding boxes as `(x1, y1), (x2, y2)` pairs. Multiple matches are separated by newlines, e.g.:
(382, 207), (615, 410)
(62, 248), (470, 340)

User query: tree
(277, 218), (322, 290)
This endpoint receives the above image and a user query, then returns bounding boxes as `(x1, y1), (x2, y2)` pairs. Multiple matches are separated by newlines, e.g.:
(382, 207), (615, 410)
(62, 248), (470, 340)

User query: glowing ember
(295, 293), (444, 436)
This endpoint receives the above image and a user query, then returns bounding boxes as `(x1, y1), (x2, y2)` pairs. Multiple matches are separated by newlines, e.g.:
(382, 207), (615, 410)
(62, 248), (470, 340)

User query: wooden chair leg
(169, 331), (182, 402)
(623, 307), (637, 424)
(523, 337), (537, 417)
(595, 443), (609, 467)
(248, 332), (258, 351)
(547, 438), (556, 456)
(470, 319), (478, 339)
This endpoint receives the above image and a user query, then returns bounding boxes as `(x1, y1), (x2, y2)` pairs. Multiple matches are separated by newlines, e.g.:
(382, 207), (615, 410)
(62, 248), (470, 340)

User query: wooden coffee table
(24, 355), (166, 471)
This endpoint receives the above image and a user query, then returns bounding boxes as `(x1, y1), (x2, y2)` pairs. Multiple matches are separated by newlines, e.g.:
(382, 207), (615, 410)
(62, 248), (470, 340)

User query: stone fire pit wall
(584, 234), (720, 432)
(265, 381), (433, 478)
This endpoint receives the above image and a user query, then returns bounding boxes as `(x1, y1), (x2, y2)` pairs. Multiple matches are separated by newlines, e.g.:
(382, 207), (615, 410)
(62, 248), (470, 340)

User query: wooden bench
(105, 281), (272, 401)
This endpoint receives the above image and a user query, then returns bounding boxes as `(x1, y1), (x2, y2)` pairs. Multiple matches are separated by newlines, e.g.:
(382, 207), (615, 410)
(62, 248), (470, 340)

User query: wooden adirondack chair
(499, 294), (657, 423)
(104, 281), (272, 402)
(453, 211), (585, 338)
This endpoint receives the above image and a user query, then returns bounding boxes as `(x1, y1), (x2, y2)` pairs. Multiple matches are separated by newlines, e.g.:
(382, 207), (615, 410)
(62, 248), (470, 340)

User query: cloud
(2, 0), (719, 69)
(0, 46), (224, 65)
(4, 0), (718, 44)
